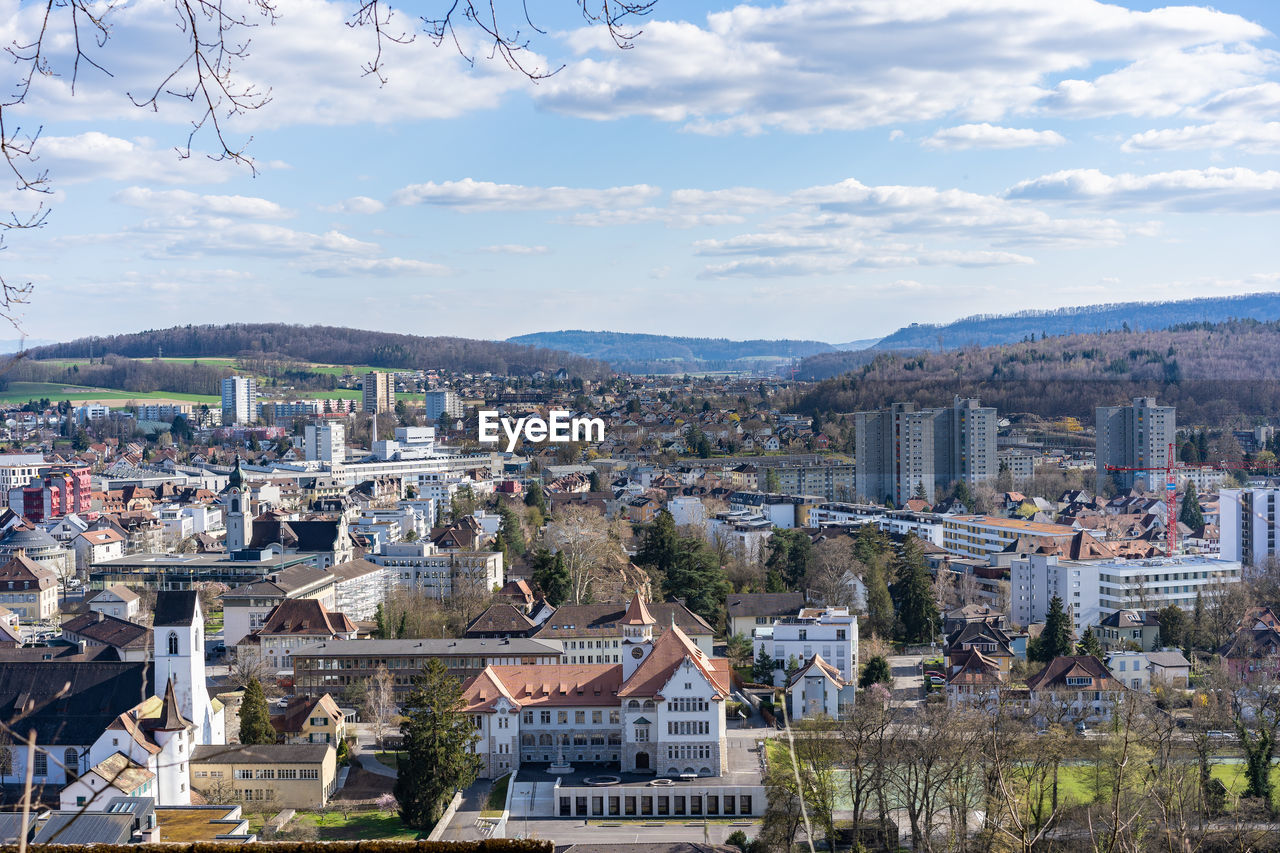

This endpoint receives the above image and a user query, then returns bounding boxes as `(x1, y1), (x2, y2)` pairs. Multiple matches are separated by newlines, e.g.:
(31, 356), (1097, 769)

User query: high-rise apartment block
(220, 376), (258, 426)
(362, 371), (395, 414)
(1095, 397), (1176, 492)
(305, 423), (346, 465)
(423, 389), (462, 422)
(854, 397), (997, 504)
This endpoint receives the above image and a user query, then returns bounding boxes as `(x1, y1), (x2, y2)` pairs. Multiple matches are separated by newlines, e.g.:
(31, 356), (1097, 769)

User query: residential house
(0, 553), (59, 621)
(271, 694), (348, 745)
(1095, 610), (1161, 652)
(725, 592), (805, 640)
(1026, 655), (1125, 723)
(87, 584), (141, 620)
(753, 607), (858, 687)
(787, 654), (853, 721)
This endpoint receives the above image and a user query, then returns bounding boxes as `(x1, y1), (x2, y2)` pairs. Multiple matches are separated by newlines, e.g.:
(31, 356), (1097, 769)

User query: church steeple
(621, 591), (656, 679)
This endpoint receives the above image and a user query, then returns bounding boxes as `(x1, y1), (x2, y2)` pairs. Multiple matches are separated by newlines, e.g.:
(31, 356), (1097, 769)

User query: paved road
(436, 781), (495, 842)
(888, 654), (925, 705)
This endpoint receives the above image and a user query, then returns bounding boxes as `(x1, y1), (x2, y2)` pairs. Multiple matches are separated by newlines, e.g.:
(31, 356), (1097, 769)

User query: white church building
(0, 590), (225, 809)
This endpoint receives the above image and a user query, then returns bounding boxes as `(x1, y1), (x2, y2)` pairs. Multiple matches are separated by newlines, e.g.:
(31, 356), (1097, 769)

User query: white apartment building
(1011, 553), (1243, 634)
(424, 389), (463, 422)
(806, 503), (947, 546)
(369, 540), (503, 598)
(942, 515), (1078, 560)
(0, 453), (46, 494)
(667, 496), (707, 530)
(707, 511), (773, 562)
(1220, 488), (1280, 567)
(305, 423), (346, 465)
(753, 607), (858, 687)
(221, 376), (259, 426)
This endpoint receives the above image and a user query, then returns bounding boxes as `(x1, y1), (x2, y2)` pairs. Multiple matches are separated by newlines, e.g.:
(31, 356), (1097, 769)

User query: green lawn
(0, 381), (219, 405)
(290, 810), (420, 840)
(483, 773), (510, 816)
(375, 751), (407, 770)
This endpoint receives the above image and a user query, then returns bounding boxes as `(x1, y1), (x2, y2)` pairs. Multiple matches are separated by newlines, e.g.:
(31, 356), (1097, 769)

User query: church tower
(153, 590), (219, 745)
(224, 457), (253, 552)
(621, 591), (656, 680)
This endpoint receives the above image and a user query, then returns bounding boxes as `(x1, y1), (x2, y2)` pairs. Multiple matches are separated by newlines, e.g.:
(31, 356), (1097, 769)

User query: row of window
(665, 744), (714, 760)
(558, 792), (750, 818)
(231, 768), (319, 779)
(523, 709), (624, 725)
(667, 698), (709, 713)
(521, 733), (623, 746)
(667, 721), (710, 736)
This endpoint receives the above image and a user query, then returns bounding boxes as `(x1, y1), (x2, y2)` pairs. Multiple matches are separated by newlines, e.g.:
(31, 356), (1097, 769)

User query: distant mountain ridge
(802, 291), (1280, 380)
(27, 324), (610, 378)
(507, 330), (838, 373)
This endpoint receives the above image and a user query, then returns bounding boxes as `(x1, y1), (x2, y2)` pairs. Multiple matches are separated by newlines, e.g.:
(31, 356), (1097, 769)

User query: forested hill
(508, 330), (838, 373)
(801, 291), (1280, 379)
(28, 324), (610, 378)
(788, 319), (1280, 425)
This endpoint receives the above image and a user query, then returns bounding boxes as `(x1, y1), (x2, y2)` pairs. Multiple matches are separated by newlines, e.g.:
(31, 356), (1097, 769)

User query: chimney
(97, 610), (105, 622)
(77, 640), (86, 654)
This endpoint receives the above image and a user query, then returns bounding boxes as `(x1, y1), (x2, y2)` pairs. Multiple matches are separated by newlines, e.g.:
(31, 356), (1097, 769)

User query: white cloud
(322, 196), (386, 215)
(923, 123), (1066, 150)
(113, 187), (293, 219)
(308, 257), (452, 277)
(538, 0), (1273, 134)
(33, 133), (245, 184)
(1122, 121), (1280, 153)
(1005, 167), (1280, 212)
(390, 178), (661, 211)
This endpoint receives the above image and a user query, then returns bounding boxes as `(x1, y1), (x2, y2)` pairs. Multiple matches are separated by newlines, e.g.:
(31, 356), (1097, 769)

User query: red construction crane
(1105, 442), (1183, 555)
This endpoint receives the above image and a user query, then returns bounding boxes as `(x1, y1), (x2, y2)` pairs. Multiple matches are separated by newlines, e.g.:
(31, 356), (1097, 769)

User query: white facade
(424, 390), (463, 422)
(369, 540), (503, 598)
(752, 607), (858, 687)
(305, 423), (346, 465)
(89, 585), (140, 619)
(1011, 553), (1243, 634)
(221, 376), (259, 426)
(1220, 488), (1280, 567)
(667, 497), (707, 530)
(707, 511), (773, 562)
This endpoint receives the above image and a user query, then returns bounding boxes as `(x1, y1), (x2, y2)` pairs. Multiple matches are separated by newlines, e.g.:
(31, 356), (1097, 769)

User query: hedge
(2, 842), (553, 853)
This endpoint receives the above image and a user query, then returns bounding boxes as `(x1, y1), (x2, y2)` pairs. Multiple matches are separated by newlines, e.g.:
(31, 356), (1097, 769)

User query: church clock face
(631, 647), (645, 659)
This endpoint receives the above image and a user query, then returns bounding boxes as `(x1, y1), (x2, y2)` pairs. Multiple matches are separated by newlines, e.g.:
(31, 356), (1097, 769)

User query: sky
(5, 0), (1280, 345)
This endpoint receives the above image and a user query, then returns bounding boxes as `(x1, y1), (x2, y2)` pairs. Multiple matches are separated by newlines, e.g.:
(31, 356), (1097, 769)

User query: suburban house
(271, 694), (348, 745)
(725, 592), (805, 640)
(87, 584), (141, 620)
(1025, 655), (1125, 723)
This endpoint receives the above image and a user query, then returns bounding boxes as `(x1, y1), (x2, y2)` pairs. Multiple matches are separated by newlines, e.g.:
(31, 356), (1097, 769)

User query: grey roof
(296, 637), (565, 657)
(153, 590), (197, 626)
(33, 812), (135, 845)
(1146, 650), (1191, 668)
(0, 661), (149, 743)
(0, 526), (61, 551)
(726, 592), (805, 619)
(0, 813), (35, 845)
(224, 564), (334, 599)
(192, 743), (332, 764)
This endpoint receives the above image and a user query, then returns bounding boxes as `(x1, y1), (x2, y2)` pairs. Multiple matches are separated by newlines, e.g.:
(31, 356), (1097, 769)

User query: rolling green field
(0, 381), (220, 406)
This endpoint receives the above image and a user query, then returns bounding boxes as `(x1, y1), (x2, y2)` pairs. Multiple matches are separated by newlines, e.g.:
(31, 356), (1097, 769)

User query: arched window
(64, 748), (79, 780)
(231, 498), (240, 514)
(167, 631), (179, 656)
(627, 700), (641, 710)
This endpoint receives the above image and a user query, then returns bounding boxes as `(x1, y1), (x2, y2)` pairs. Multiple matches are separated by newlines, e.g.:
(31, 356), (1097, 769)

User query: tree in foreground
(859, 655), (892, 689)
(1029, 595), (1074, 663)
(395, 658), (483, 830)
(238, 677), (276, 745)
